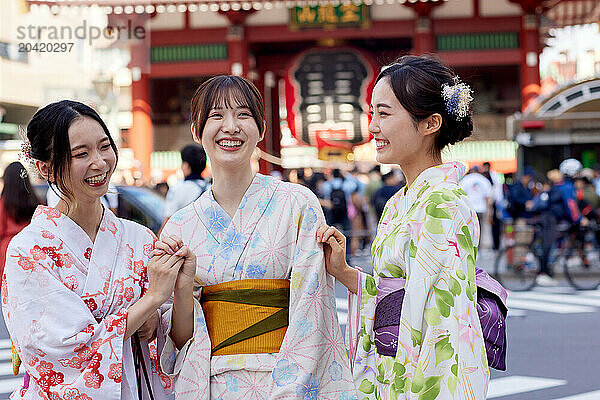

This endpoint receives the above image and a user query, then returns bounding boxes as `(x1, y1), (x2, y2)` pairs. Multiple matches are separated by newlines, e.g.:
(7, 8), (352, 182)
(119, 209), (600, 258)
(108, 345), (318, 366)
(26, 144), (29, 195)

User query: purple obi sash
(373, 277), (405, 357)
(372, 268), (508, 371)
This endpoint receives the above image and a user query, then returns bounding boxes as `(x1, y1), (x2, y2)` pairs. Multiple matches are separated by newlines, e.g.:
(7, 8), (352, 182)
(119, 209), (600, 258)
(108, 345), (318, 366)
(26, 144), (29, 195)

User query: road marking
(0, 361), (22, 377)
(552, 390), (600, 399)
(0, 377), (23, 394)
(0, 341), (10, 349)
(487, 376), (566, 398)
(0, 351), (12, 362)
(511, 292), (600, 307)
(507, 299), (596, 314)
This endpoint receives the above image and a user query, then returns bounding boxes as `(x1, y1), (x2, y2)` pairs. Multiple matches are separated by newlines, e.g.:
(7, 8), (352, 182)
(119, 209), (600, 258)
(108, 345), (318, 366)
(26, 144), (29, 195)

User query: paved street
(0, 249), (598, 399)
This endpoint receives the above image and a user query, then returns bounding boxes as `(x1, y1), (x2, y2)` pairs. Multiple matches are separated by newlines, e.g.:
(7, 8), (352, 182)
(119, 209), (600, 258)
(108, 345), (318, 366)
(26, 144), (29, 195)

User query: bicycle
(494, 218), (600, 291)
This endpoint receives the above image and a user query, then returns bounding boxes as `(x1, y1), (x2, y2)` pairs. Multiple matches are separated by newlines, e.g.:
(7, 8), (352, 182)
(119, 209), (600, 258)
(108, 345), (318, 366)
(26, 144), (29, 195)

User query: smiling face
(369, 78), (433, 166)
(63, 117), (116, 203)
(200, 103), (263, 170)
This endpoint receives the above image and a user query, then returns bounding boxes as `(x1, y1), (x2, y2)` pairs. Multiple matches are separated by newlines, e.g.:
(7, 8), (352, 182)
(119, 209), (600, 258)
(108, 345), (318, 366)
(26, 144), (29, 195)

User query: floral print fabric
(2, 206), (170, 400)
(159, 174), (357, 400)
(348, 162), (489, 400)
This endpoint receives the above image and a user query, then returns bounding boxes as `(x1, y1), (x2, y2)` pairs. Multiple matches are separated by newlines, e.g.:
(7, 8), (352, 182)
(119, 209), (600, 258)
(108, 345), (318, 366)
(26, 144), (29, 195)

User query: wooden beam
(149, 60), (229, 77)
(437, 49), (521, 66)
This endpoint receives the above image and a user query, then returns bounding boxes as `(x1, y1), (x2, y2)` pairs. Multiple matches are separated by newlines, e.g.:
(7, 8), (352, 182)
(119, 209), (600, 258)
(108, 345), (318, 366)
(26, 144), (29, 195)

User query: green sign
(436, 32), (519, 51)
(289, 4), (369, 30)
(151, 44), (228, 63)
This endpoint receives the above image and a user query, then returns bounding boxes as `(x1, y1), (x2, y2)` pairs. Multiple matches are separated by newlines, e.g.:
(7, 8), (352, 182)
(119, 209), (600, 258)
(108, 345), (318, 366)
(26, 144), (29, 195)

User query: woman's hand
(152, 235), (196, 290)
(316, 224), (359, 294)
(316, 224), (348, 278)
(137, 310), (159, 342)
(146, 252), (184, 306)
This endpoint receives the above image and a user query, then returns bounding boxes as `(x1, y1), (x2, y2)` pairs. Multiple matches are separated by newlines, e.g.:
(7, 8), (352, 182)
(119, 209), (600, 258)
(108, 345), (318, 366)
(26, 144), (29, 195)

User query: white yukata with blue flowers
(159, 173), (357, 400)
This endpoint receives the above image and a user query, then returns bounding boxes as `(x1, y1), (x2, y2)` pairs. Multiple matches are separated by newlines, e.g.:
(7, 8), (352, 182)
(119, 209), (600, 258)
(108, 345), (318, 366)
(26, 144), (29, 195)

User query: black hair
(26, 100), (118, 203)
(1, 162), (40, 223)
(180, 144), (207, 176)
(376, 55), (473, 153)
(332, 169), (343, 179)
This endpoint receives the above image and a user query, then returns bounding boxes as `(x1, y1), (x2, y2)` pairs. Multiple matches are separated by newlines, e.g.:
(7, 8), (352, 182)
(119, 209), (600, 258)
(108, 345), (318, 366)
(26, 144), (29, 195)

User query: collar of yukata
(403, 161), (467, 196)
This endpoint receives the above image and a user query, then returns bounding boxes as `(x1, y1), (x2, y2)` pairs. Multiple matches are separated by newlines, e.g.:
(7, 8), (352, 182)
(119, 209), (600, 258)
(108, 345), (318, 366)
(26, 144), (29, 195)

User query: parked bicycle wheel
(563, 228), (600, 290)
(494, 244), (538, 291)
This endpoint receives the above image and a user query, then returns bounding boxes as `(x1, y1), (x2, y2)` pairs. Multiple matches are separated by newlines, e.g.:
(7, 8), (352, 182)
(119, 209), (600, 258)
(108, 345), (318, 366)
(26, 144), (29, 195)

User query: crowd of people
(457, 158), (600, 286)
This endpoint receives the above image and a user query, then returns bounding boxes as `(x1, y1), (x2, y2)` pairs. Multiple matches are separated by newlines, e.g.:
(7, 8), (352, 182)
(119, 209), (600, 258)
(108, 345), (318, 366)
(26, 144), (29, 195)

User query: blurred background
(0, 0), (599, 398)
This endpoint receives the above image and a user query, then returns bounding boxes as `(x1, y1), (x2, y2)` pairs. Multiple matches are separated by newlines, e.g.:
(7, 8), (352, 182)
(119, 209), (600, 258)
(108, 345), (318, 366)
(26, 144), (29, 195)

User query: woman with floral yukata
(2, 100), (180, 399)
(154, 75), (357, 399)
(317, 56), (489, 399)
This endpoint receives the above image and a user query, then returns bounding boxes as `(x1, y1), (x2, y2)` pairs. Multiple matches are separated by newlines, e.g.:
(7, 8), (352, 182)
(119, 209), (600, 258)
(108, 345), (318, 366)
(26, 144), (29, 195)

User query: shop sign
(289, 4), (369, 30)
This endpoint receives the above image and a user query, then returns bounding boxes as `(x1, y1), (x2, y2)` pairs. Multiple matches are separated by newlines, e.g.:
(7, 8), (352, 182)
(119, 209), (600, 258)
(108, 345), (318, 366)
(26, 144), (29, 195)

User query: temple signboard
(289, 4), (370, 30)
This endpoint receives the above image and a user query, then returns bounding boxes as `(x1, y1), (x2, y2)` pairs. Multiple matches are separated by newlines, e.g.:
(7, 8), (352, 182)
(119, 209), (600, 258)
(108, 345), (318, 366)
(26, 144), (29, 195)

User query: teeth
(85, 172), (106, 184)
(218, 139), (242, 148)
(376, 140), (389, 147)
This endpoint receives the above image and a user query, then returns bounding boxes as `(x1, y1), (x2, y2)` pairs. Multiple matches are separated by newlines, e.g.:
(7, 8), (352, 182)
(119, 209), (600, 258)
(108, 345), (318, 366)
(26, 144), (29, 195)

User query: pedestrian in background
(0, 161), (39, 279)
(163, 143), (209, 224)
(460, 166), (493, 247)
(371, 169), (404, 221)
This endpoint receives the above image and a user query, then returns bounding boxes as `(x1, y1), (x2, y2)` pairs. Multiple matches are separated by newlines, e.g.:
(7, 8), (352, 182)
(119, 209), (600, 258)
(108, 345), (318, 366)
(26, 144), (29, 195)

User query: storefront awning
(545, 0), (600, 27)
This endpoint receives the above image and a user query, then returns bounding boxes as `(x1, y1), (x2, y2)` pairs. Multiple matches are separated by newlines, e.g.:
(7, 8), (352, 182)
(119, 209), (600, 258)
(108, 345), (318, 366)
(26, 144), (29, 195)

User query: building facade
(21, 0), (589, 177)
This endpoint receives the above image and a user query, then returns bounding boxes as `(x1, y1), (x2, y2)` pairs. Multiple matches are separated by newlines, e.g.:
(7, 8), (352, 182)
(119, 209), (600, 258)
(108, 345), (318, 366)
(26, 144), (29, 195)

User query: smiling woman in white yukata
(317, 56), (490, 399)
(154, 75), (357, 400)
(2, 100), (184, 400)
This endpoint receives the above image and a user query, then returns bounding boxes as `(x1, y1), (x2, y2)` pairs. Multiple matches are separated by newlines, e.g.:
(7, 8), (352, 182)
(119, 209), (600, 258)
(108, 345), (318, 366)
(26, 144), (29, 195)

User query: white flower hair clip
(441, 77), (473, 120)
(18, 126), (35, 178)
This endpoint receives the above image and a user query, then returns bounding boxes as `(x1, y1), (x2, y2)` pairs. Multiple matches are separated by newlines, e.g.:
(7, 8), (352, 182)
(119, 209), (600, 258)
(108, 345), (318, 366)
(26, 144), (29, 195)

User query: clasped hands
(137, 235), (196, 341)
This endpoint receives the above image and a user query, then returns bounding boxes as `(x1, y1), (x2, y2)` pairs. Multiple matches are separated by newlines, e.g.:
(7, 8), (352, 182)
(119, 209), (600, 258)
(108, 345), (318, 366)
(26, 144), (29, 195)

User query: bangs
(209, 79), (253, 110)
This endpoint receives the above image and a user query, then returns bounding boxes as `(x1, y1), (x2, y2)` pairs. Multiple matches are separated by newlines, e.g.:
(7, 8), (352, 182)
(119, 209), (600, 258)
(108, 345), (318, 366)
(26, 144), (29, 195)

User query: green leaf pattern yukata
(347, 162), (489, 400)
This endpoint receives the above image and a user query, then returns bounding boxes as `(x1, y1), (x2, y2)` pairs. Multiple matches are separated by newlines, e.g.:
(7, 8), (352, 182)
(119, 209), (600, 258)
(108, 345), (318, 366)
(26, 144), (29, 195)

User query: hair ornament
(441, 76), (473, 120)
(17, 126), (35, 178)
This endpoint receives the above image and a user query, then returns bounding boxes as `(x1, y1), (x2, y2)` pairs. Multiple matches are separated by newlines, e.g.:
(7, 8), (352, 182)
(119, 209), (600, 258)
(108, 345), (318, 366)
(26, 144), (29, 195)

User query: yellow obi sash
(200, 279), (290, 356)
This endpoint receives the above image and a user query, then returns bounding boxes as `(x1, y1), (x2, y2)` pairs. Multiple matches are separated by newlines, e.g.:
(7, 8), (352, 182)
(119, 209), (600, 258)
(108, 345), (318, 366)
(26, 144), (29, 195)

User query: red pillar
(221, 10), (253, 76)
(227, 25), (249, 76)
(129, 41), (152, 180)
(130, 73), (153, 179)
(404, 3), (442, 55)
(520, 13), (541, 111)
(413, 16), (435, 55)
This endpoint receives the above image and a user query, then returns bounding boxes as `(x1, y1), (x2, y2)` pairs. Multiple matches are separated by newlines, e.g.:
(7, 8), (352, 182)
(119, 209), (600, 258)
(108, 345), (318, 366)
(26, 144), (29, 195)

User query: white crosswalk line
(510, 291), (600, 307)
(0, 361), (22, 377)
(552, 390), (600, 399)
(0, 341), (10, 350)
(507, 298), (595, 314)
(0, 350), (12, 362)
(487, 376), (566, 398)
(0, 377), (23, 395)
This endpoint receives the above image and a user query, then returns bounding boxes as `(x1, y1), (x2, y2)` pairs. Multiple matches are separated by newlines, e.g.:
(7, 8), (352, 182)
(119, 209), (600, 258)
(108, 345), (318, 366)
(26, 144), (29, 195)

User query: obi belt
(373, 267), (508, 370)
(200, 279), (290, 356)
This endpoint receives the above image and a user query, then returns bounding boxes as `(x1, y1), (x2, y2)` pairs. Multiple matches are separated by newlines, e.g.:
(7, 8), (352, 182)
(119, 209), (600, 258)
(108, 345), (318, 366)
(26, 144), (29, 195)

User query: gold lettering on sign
(296, 6), (316, 24)
(318, 4), (338, 24)
(340, 4), (361, 23)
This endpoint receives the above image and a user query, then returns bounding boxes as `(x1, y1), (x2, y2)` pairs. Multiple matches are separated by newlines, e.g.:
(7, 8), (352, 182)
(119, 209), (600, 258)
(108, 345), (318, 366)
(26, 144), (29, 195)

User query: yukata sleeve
(2, 243), (129, 399)
(269, 190), (357, 399)
(157, 217), (211, 399)
(393, 202), (489, 400)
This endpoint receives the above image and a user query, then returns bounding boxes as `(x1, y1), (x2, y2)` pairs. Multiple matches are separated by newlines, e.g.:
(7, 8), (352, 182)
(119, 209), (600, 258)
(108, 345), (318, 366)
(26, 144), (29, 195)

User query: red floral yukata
(1, 206), (171, 399)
